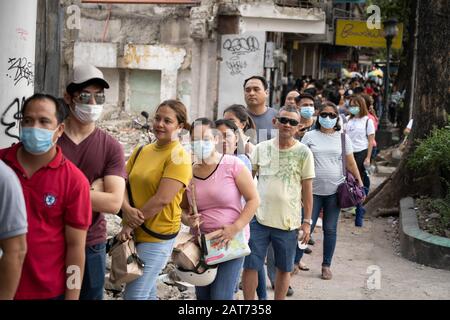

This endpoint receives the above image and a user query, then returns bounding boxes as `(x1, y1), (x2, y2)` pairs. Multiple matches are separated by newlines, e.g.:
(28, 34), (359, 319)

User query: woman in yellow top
(118, 100), (192, 300)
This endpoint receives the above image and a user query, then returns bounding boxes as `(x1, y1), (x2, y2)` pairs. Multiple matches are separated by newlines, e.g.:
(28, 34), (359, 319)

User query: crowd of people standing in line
(1, 64), (380, 300)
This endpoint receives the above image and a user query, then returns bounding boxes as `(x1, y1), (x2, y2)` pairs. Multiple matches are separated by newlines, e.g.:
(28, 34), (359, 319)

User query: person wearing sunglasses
(345, 95), (375, 227)
(242, 106), (315, 300)
(301, 101), (363, 280)
(59, 65), (127, 300)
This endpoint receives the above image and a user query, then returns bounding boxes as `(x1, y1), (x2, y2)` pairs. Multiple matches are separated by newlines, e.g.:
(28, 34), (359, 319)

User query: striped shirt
(302, 130), (353, 196)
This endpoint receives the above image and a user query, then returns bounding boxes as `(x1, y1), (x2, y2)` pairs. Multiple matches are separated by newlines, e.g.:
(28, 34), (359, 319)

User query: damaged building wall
(57, 0), (327, 121)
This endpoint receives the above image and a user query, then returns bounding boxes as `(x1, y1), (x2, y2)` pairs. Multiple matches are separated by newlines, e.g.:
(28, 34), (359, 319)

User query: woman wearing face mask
(118, 100), (192, 300)
(223, 105), (256, 156)
(302, 101), (363, 280)
(362, 93), (379, 161)
(181, 118), (259, 300)
(345, 95), (376, 227)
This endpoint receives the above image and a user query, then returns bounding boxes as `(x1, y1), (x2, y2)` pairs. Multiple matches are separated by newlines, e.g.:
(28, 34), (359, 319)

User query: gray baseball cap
(66, 64), (110, 94)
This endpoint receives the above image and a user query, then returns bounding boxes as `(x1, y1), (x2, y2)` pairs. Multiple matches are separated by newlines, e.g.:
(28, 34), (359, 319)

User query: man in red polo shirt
(0, 94), (92, 300)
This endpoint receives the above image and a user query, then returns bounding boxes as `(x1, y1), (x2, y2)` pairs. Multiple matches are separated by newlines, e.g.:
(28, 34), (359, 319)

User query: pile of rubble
(97, 111), (153, 159)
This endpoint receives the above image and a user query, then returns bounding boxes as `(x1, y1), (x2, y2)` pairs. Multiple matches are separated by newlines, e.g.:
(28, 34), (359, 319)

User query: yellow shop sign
(335, 20), (403, 49)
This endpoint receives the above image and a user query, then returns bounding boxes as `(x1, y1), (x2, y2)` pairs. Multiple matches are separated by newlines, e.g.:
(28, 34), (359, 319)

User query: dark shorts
(243, 218), (298, 273)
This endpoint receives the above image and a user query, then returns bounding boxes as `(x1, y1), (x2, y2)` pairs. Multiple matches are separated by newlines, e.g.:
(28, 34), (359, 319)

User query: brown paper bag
(171, 233), (202, 271)
(109, 238), (144, 285)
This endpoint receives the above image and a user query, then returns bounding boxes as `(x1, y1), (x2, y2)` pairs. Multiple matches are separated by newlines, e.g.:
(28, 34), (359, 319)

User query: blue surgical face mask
(20, 127), (57, 155)
(192, 140), (215, 160)
(349, 106), (360, 115)
(300, 107), (315, 119)
(318, 116), (338, 129)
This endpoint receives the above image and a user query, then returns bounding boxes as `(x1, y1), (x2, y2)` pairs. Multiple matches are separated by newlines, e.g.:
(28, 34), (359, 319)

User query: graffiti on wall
(6, 57), (34, 86)
(1, 97), (25, 140)
(222, 36), (260, 76)
(16, 28), (29, 41)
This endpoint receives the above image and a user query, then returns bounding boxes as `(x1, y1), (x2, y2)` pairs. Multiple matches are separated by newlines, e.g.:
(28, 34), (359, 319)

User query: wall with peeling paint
(61, 1), (193, 115)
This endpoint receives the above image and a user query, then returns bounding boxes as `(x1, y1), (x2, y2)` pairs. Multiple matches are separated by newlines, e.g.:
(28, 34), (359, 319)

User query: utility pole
(0, 0), (38, 148)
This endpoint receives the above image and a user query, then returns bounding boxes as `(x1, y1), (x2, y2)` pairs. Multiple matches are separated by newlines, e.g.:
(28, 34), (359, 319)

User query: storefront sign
(335, 20), (403, 49)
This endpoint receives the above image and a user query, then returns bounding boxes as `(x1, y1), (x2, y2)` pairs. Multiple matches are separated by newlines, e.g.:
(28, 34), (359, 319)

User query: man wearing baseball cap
(58, 64), (127, 300)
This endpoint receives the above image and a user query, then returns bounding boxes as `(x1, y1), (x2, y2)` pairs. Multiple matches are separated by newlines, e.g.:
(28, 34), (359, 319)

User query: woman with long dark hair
(345, 95), (375, 226)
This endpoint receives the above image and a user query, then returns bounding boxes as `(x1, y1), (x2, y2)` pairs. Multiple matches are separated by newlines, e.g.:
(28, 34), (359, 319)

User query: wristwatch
(303, 219), (312, 225)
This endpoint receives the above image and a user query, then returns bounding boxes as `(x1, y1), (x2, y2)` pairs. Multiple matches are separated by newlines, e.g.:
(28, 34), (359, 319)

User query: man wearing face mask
(59, 64), (127, 300)
(294, 93), (316, 141)
(0, 94), (92, 299)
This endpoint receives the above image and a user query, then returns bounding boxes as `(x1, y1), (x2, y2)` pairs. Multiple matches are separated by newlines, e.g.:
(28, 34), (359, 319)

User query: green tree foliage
(407, 126), (450, 194)
(366, 0), (411, 22)
(366, 0), (413, 61)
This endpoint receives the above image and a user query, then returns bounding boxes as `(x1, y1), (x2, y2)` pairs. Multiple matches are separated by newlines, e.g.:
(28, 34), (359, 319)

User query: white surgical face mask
(192, 140), (215, 160)
(73, 103), (104, 123)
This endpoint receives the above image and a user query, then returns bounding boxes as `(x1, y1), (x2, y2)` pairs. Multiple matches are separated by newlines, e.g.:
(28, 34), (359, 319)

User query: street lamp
(377, 17), (399, 149)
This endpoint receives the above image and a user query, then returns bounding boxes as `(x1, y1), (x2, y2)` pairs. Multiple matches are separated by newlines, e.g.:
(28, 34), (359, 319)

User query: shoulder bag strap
(341, 133), (347, 176)
(126, 145), (144, 208)
(131, 144), (179, 240)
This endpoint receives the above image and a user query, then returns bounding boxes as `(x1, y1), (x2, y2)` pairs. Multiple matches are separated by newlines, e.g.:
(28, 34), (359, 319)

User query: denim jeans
(353, 149), (370, 191)
(79, 243), (106, 300)
(310, 193), (341, 267)
(196, 257), (244, 300)
(124, 238), (176, 300)
(353, 149), (370, 227)
(294, 246), (305, 264)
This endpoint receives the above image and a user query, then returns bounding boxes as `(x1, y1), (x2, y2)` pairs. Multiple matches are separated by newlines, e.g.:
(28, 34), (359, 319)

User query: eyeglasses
(277, 117), (299, 126)
(76, 92), (106, 104)
(319, 112), (338, 119)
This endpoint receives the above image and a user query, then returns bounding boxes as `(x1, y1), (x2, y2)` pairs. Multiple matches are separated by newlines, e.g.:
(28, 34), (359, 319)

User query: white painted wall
(217, 31), (266, 118)
(74, 42), (117, 68)
(99, 68), (120, 107)
(0, 0), (38, 148)
(177, 69), (192, 117)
